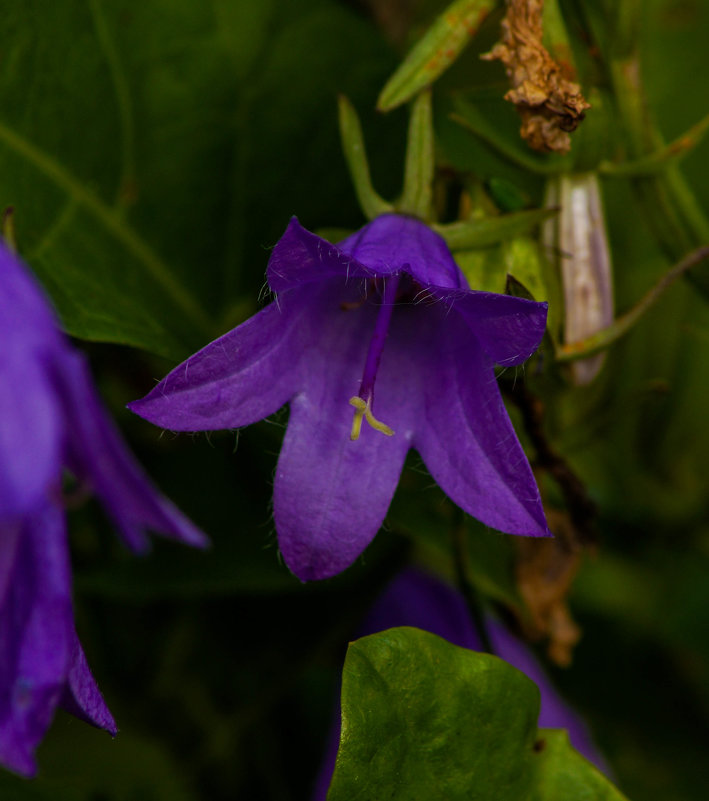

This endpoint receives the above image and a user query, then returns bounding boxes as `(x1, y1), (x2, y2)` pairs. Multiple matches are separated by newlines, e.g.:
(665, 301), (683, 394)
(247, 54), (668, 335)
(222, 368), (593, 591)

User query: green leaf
(338, 95), (393, 220)
(399, 90), (434, 218)
(504, 236), (562, 343)
(530, 729), (624, 801)
(454, 246), (509, 294)
(1, 1), (398, 358)
(328, 628), (629, 801)
(377, 0), (496, 112)
(435, 207), (558, 249)
(0, 1), (221, 358)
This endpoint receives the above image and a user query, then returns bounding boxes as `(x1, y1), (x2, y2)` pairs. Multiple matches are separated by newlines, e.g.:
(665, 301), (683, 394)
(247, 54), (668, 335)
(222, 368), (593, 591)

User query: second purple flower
(130, 214), (551, 580)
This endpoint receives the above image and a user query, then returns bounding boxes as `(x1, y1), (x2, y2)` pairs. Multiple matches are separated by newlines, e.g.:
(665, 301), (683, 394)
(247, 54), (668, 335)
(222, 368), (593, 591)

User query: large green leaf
(0, 0), (227, 358)
(328, 627), (629, 801)
(0, 0), (396, 359)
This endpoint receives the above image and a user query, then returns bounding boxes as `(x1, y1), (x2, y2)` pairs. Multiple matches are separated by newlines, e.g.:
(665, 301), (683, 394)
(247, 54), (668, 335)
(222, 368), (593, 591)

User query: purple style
(130, 215), (550, 581)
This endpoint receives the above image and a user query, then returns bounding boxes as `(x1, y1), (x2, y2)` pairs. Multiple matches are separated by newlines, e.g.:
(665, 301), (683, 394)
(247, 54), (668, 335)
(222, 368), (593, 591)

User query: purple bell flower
(0, 241), (207, 776)
(129, 214), (550, 581)
(311, 568), (607, 800)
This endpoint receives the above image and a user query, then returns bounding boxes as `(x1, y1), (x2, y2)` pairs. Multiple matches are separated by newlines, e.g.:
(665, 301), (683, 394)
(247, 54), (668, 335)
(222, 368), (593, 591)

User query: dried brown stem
(483, 0), (590, 153)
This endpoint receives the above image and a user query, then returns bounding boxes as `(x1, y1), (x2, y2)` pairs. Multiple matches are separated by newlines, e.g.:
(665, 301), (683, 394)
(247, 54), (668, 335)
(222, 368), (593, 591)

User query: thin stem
(338, 95), (393, 220)
(503, 382), (597, 546)
(1, 206), (17, 253)
(556, 245), (709, 361)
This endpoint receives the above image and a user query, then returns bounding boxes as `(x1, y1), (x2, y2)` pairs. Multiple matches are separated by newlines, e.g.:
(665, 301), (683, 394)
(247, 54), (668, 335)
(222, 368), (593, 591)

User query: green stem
(556, 245), (709, 361)
(399, 90), (434, 219)
(434, 207), (557, 250)
(599, 111), (709, 176)
(337, 95), (393, 220)
(603, 5), (709, 295)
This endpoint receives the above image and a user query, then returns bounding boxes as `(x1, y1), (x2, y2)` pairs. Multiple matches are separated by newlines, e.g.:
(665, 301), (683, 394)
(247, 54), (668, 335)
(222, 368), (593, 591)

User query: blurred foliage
(1, 0), (708, 799)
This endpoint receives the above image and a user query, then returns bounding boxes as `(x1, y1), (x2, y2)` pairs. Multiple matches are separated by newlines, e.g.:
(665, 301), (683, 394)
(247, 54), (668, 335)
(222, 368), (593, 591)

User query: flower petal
(0, 347), (62, 519)
(56, 351), (208, 552)
(267, 215), (466, 295)
(273, 294), (416, 581)
(59, 629), (116, 735)
(414, 310), (550, 537)
(0, 242), (61, 346)
(437, 289), (548, 366)
(338, 214), (466, 289)
(128, 286), (323, 432)
(0, 502), (73, 778)
(267, 218), (371, 293)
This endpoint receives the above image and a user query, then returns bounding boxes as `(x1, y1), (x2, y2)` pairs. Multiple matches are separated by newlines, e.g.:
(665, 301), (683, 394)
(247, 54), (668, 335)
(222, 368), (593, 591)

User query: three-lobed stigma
(349, 396), (394, 441)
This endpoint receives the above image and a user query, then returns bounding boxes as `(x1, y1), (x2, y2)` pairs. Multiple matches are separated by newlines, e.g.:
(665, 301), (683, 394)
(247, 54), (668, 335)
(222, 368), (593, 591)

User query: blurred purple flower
(312, 568), (607, 800)
(0, 241), (207, 777)
(129, 214), (550, 581)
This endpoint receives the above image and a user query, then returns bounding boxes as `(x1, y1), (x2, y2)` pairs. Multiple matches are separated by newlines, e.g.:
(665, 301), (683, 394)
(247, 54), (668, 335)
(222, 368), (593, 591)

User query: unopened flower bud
(544, 173), (614, 385)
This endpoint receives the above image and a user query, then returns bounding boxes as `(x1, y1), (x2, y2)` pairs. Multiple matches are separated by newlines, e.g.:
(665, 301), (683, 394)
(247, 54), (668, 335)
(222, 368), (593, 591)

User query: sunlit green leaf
(328, 628), (629, 800)
(378, 0), (496, 111)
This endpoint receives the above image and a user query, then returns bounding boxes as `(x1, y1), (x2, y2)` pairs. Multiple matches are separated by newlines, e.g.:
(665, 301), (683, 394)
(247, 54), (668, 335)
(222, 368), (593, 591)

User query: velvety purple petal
(0, 347), (62, 519)
(0, 242), (61, 346)
(266, 217), (373, 293)
(0, 502), (73, 777)
(267, 215), (466, 295)
(0, 522), (21, 613)
(434, 289), (548, 367)
(359, 569), (484, 651)
(338, 214), (466, 290)
(366, 571), (603, 768)
(128, 286), (323, 432)
(414, 310), (550, 538)
(59, 629), (116, 735)
(55, 351), (207, 552)
(273, 292), (417, 581)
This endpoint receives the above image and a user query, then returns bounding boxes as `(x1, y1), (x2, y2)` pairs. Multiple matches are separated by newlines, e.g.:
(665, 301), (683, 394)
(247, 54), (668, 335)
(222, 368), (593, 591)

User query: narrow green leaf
(337, 95), (393, 220)
(399, 90), (434, 218)
(599, 111), (709, 176)
(377, 0), (496, 112)
(328, 628), (629, 801)
(435, 207), (558, 249)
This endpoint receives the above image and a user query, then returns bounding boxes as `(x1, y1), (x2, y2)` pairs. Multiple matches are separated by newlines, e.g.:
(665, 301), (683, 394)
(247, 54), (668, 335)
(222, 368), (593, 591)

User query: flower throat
(349, 275), (401, 441)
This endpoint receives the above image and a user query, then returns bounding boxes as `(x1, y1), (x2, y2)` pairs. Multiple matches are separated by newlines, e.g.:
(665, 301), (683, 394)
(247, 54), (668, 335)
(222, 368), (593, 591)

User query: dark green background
(1, 1), (707, 798)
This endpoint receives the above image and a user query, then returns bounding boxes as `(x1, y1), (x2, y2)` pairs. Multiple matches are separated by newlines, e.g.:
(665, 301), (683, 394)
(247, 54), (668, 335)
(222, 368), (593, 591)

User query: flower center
(349, 275), (400, 441)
